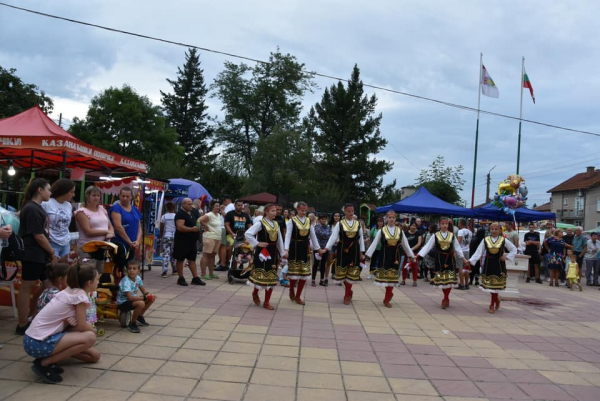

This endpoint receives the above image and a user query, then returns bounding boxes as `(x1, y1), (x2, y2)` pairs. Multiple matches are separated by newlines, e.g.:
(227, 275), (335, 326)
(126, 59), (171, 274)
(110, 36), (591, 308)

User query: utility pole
(58, 113), (62, 128)
(485, 165), (497, 203)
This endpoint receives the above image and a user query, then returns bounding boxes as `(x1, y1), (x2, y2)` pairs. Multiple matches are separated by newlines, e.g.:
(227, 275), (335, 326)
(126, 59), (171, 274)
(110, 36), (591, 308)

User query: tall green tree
(415, 156), (465, 205)
(0, 66), (53, 118)
(160, 48), (213, 177)
(305, 64), (393, 202)
(70, 85), (182, 172)
(211, 49), (316, 174)
(242, 128), (313, 198)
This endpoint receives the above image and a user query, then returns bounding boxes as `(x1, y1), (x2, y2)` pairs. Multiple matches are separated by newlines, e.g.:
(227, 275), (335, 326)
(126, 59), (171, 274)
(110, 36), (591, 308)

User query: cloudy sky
(2, 0), (599, 206)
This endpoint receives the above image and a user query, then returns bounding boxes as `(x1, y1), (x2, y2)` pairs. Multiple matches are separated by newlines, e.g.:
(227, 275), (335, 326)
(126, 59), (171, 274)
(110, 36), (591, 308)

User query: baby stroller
(227, 231), (252, 284)
(81, 241), (133, 333)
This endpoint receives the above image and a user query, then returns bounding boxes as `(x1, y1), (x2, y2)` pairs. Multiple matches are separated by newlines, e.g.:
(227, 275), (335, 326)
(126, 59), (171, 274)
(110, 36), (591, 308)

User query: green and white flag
(480, 65), (499, 98)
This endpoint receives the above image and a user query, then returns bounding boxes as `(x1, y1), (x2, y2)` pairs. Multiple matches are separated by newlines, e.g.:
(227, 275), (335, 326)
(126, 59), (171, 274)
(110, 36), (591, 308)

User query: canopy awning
(239, 192), (277, 205)
(376, 187), (474, 217)
(0, 106), (147, 173)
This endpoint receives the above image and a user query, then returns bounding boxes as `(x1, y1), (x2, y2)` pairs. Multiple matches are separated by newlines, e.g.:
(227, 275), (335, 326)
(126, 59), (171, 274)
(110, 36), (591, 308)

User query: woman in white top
(469, 222), (517, 313)
(43, 179), (76, 258)
(159, 201), (177, 278)
(283, 202), (322, 305)
(418, 217), (468, 309)
(366, 210), (414, 308)
(245, 204), (288, 310)
(75, 186), (114, 272)
(199, 200), (222, 280)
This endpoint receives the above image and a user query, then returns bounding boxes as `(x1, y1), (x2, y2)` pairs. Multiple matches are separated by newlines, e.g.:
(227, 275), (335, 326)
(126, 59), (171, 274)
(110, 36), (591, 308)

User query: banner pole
(470, 53), (483, 210)
(517, 56), (525, 174)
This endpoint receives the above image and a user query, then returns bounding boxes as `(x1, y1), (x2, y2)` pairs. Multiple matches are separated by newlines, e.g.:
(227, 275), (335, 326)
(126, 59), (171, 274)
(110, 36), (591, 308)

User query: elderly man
(174, 198), (205, 286)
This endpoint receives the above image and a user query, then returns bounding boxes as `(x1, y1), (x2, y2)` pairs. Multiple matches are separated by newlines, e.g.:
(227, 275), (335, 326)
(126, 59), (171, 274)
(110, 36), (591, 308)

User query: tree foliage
(243, 128), (313, 198)
(0, 66), (53, 118)
(416, 156), (465, 205)
(70, 85), (182, 171)
(160, 48), (213, 174)
(211, 49), (316, 173)
(305, 64), (393, 203)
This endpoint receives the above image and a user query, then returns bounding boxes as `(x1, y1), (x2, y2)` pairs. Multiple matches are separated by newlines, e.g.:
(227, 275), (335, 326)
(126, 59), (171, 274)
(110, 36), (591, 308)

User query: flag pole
(470, 52), (483, 210)
(516, 56), (524, 174)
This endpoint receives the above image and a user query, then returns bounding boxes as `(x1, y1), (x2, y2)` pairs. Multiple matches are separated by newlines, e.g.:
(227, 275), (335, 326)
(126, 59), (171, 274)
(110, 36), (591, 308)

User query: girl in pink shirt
(23, 262), (101, 384)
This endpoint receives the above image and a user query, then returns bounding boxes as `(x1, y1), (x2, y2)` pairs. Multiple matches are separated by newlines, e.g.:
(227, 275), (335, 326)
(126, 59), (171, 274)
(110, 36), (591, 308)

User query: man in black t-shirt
(274, 204), (286, 237)
(523, 223), (541, 283)
(173, 198), (205, 286)
(224, 200), (252, 268)
(225, 200), (252, 241)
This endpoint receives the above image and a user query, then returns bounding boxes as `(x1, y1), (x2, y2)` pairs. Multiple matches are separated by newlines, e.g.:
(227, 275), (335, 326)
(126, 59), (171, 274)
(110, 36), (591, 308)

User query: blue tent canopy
(168, 178), (212, 201)
(473, 202), (555, 222)
(375, 187), (474, 217)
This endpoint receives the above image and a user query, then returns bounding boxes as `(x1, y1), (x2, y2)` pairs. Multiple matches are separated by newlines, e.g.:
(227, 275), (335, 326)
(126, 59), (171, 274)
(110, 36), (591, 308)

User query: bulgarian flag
(523, 68), (535, 104)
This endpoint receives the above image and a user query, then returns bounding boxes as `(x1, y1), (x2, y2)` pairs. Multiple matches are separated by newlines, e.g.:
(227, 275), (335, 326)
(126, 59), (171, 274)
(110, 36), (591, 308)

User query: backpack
(1, 232), (25, 281)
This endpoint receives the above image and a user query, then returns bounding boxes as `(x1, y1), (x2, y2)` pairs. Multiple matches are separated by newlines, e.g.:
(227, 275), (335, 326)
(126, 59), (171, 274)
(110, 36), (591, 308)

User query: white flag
(480, 65), (499, 98)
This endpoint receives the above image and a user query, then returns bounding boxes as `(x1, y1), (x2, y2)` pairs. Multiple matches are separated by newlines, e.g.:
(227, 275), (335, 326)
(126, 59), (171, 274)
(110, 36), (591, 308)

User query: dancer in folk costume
(245, 204), (288, 310)
(468, 222), (517, 313)
(284, 202), (323, 305)
(324, 204), (366, 305)
(366, 210), (415, 308)
(418, 217), (468, 309)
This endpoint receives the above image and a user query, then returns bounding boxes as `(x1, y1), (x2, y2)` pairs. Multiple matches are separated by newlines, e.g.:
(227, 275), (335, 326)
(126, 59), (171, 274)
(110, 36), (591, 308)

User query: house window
(575, 220), (582, 227)
(576, 197), (584, 212)
(563, 198), (569, 206)
(597, 198), (600, 212)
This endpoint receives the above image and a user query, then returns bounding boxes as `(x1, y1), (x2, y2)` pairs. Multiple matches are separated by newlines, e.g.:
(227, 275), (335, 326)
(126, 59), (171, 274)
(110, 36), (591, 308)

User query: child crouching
(23, 262), (101, 384)
(117, 260), (156, 333)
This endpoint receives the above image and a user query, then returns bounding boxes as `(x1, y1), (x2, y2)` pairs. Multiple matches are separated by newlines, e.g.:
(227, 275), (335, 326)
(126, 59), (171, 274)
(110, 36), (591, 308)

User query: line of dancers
(245, 204), (516, 313)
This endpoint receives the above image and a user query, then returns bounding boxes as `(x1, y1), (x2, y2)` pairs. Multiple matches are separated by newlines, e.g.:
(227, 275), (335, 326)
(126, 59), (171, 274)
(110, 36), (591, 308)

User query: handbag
(1, 232), (25, 281)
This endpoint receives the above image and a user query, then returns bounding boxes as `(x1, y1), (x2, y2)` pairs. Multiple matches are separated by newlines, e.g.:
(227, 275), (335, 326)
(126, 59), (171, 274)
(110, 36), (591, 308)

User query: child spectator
(279, 264), (290, 287)
(117, 260), (156, 333)
(565, 249), (582, 291)
(37, 263), (69, 312)
(23, 262), (101, 384)
(236, 238), (253, 268)
(159, 201), (177, 278)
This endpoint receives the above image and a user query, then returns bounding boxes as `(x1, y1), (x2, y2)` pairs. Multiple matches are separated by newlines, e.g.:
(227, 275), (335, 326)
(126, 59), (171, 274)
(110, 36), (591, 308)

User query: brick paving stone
(475, 382), (530, 399)
(431, 379), (484, 397)
(517, 383), (576, 400)
(380, 363), (427, 379)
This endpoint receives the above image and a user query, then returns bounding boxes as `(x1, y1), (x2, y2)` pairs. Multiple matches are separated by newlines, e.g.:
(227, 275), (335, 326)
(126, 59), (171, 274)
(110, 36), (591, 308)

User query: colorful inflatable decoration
(493, 174), (527, 215)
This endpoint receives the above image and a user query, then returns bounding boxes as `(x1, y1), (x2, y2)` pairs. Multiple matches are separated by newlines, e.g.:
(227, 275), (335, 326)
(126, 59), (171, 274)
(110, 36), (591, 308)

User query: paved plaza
(1, 263), (600, 401)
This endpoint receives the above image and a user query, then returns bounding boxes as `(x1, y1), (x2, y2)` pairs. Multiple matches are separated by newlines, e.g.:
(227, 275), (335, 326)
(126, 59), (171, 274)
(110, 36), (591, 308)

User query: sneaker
(214, 265), (228, 272)
(203, 275), (212, 280)
(465, 284), (470, 290)
(128, 322), (140, 333)
(324, 279), (329, 287)
(526, 277), (531, 283)
(458, 285), (465, 290)
(137, 316), (149, 326)
(412, 281), (418, 287)
(535, 278), (543, 284)
(48, 363), (64, 374)
(177, 277), (188, 286)
(210, 274), (219, 279)
(32, 359), (62, 384)
(191, 277), (206, 286)
(15, 322), (30, 336)
(161, 272), (168, 278)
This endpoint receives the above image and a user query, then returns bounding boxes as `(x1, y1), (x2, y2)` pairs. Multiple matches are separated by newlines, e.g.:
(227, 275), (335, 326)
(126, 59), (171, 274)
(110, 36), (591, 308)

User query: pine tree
(160, 48), (213, 177)
(305, 64), (393, 202)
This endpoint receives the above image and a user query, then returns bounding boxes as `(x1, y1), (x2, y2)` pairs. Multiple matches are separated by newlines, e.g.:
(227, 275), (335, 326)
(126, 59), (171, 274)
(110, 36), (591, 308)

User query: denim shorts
(23, 332), (66, 359)
(50, 241), (71, 258)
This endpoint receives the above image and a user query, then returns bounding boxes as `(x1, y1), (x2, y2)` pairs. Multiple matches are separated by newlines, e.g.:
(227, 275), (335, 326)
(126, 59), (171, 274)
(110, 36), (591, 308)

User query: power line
(2, 2), (600, 139)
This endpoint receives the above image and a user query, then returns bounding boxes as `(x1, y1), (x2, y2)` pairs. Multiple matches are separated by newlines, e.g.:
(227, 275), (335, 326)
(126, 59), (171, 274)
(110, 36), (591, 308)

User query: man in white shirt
(457, 219), (472, 290)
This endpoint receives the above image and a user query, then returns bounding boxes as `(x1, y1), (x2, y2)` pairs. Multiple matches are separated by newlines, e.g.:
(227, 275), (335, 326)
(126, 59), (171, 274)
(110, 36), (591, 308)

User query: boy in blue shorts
(117, 260), (156, 333)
